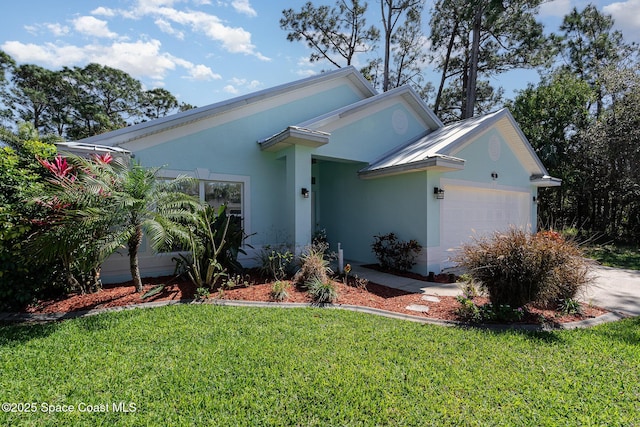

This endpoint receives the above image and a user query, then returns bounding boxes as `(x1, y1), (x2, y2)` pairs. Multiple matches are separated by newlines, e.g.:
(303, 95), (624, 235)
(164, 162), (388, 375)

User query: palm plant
(33, 153), (199, 293)
(83, 157), (199, 292)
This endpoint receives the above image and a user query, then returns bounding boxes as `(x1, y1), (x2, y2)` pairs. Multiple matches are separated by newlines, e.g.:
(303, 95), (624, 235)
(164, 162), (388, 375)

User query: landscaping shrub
(292, 242), (334, 286)
(455, 228), (592, 308)
(257, 245), (294, 280)
(371, 232), (422, 272)
(306, 277), (338, 303)
(270, 280), (291, 301)
(176, 204), (249, 290)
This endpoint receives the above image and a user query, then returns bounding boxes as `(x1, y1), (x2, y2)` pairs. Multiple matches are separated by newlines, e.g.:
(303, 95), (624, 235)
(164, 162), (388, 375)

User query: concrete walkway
(348, 264), (461, 296)
(584, 266), (640, 316)
(349, 263), (640, 317)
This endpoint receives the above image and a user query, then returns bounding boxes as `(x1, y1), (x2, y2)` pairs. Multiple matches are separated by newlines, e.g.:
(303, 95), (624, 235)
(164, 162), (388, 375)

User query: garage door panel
(442, 185), (530, 250)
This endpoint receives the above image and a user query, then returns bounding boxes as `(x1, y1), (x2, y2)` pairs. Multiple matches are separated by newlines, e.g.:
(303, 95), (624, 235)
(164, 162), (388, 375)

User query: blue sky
(1, 0), (638, 109)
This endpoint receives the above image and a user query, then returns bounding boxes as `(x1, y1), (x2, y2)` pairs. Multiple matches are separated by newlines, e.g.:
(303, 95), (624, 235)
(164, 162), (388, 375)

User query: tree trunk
(464, 4), (482, 119)
(129, 225), (143, 292)
(434, 20), (459, 115)
(381, 0), (392, 92)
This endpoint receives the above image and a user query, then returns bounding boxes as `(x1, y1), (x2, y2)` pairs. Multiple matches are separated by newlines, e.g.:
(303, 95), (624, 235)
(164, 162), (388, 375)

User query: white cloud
(91, 7), (117, 17)
(46, 23), (70, 37)
(154, 7), (268, 59)
(1, 38), (219, 86)
(538, 0), (572, 17)
(155, 18), (185, 39)
(1, 41), (85, 67)
(223, 84), (239, 94)
(185, 64), (221, 80)
(604, 0), (640, 41)
(73, 16), (118, 39)
(231, 0), (257, 17)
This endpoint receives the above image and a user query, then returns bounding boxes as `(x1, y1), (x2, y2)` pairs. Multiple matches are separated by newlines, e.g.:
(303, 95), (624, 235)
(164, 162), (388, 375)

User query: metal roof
(359, 108), (557, 180)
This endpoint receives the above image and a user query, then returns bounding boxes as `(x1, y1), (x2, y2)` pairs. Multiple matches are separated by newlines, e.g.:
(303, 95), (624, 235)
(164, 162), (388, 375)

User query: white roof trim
(296, 85), (443, 131)
(77, 66), (376, 147)
(530, 174), (562, 187)
(55, 141), (131, 154)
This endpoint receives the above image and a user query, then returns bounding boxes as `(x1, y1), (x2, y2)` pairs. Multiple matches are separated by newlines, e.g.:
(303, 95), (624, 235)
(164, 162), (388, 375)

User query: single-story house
(69, 66), (560, 283)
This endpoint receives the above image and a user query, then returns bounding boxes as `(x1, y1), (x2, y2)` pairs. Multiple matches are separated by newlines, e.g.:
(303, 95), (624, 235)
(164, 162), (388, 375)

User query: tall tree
(429, 0), (550, 119)
(508, 71), (594, 225)
(557, 4), (632, 117)
(141, 88), (180, 121)
(280, 0), (379, 68)
(0, 51), (16, 123)
(9, 64), (58, 133)
(62, 63), (145, 139)
(379, 0), (424, 92)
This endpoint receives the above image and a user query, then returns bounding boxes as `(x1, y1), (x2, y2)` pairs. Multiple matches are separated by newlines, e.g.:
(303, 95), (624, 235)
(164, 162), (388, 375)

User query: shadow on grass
(0, 321), (61, 346)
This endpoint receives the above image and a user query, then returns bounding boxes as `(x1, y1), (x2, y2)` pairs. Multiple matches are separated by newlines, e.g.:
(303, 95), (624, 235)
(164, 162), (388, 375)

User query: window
(158, 169), (251, 243)
(205, 181), (243, 216)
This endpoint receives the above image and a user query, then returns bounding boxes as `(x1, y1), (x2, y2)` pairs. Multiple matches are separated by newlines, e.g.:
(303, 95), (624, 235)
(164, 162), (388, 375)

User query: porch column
(285, 145), (313, 250)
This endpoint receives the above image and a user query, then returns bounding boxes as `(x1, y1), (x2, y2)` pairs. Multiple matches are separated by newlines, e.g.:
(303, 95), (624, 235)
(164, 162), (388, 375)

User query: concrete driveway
(583, 265), (640, 316)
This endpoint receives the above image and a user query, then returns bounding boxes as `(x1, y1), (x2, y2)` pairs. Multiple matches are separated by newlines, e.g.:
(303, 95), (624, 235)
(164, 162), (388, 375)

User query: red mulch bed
(23, 273), (608, 326)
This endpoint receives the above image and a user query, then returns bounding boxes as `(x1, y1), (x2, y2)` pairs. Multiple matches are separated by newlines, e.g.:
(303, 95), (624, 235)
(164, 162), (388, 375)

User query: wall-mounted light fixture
(433, 187), (445, 200)
(533, 196), (538, 203)
(301, 188), (310, 198)
(491, 171), (499, 180)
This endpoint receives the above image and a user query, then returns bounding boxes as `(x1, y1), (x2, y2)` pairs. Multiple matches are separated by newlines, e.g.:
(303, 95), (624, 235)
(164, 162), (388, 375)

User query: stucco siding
(317, 161), (429, 271)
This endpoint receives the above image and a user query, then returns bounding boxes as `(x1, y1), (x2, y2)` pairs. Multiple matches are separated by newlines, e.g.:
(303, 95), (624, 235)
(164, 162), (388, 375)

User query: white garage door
(442, 185), (531, 254)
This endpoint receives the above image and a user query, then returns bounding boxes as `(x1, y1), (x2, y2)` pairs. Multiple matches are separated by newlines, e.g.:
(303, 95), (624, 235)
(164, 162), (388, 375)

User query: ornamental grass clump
(455, 229), (592, 308)
(306, 277), (338, 304)
(292, 242), (334, 287)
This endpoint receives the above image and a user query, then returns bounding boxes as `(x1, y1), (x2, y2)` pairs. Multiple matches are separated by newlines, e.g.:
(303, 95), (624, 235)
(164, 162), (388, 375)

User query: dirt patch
(23, 274), (608, 325)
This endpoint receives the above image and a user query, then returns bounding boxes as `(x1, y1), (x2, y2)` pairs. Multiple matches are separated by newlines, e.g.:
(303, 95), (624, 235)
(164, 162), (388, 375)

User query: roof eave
(530, 175), (562, 187)
(358, 156), (465, 179)
(259, 126), (330, 152)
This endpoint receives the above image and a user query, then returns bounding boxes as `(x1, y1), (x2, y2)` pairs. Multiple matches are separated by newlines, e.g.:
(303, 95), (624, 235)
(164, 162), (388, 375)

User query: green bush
(257, 245), (294, 281)
(455, 229), (592, 308)
(306, 277), (338, 303)
(371, 232), (422, 272)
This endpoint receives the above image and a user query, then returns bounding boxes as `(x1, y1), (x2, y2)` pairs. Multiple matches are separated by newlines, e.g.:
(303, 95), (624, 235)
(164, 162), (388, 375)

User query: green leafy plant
(306, 277), (338, 304)
(455, 295), (483, 323)
(176, 205), (246, 290)
(371, 232), (422, 272)
(258, 245), (294, 280)
(195, 287), (210, 301)
(455, 228), (592, 308)
(455, 295), (526, 324)
(558, 298), (583, 316)
(270, 280), (291, 302)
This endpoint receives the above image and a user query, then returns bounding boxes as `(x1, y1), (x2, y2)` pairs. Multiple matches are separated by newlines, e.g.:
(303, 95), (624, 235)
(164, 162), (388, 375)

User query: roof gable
(259, 86), (443, 161)
(360, 108), (553, 180)
(77, 66), (376, 148)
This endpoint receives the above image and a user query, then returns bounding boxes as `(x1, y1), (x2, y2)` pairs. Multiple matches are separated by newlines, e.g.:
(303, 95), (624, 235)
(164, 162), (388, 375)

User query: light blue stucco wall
(316, 161), (430, 270)
(446, 129), (533, 188)
(314, 104), (426, 163)
(132, 84), (365, 248)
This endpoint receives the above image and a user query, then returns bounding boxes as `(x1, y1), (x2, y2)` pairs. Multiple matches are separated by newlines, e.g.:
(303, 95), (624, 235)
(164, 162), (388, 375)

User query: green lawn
(1, 305), (639, 426)
(585, 244), (640, 270)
